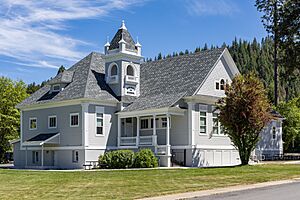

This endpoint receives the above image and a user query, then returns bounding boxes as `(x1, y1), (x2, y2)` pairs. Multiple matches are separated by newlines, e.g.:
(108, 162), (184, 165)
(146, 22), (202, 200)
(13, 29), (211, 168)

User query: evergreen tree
(57, 65), (66, 75)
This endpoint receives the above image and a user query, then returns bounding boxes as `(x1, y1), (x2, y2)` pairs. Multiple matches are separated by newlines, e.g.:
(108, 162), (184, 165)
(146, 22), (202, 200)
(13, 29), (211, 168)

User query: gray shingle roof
(122, 48), (225, 112)
(109, 28), (136, 51)
(17, 52), (119, 108)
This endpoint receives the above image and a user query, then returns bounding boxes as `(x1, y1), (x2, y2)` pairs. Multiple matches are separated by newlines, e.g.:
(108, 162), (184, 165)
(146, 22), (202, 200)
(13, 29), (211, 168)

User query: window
(70, 113), (79, 127)
(141, 119), (149, 129)
(126, 65), (135, 76)
(32, 151), (39, 163)
(220, 79), (225, 90)
(200, 112), (207, 134)
(29, 118), (37, 130)
(272, 127), (276, 140)
(215, 79), (226, 91)
(53, 84), (60, 92)
(72, 150), (79, 163)
(48, 115), (57, 129)
(161, 118), (167, 128)
(96, 113), (104, 135)
(215, 82), (220, 90)
(110, 64), (118, 76)
(212, 113), (219, 134)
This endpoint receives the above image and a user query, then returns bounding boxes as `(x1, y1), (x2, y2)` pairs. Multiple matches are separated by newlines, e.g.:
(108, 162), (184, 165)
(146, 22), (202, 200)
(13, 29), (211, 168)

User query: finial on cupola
(104, 36), (110, 55)
(135, 36), (142, 56)
(119, 32), (127, 52)
(120, 20), (127, 30)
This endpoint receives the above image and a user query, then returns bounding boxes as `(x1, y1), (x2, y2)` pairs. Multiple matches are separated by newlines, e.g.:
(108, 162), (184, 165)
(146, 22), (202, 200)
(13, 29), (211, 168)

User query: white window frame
(272, 126), (277, 140)
(32, 151), (39, 163)
(125, 85), (136, 96)
(72, 150), (79, 163)
(52, 84), (60, 92)
(29, 117), (37, 130)
(215, 79), (226, 91)
(48, 115), (57, 129)
(140, 118), (149, 130)
(140, 117), (170, 130)
(212, 111), (225, 136)
(70, 113), (79, 127)
(199, 111), (207, 135)
(95, 106), (105, 137)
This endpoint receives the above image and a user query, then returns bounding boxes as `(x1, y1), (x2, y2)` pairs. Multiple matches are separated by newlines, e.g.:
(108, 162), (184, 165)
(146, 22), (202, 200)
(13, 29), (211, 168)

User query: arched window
(111, 64), (118, 76)
(220, 79), (225, 90)
(126, 65), (135, 76)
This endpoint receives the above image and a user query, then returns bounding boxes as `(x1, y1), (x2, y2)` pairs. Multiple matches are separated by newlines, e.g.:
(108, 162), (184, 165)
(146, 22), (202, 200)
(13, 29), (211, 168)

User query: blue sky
(0, 0), (266, 84)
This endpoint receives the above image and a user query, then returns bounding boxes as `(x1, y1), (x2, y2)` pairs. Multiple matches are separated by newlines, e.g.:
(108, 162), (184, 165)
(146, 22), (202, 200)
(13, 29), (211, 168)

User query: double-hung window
(32, 151), (39, 163)
(70, 113), (79, 127)
(200, 112), (207, 134)
(96, 113), (104, 135)
(72, 150), (79, 163)
(213, 112), (219, 135)
(48, 115), (57, 129)
(29, 118), (37, 130)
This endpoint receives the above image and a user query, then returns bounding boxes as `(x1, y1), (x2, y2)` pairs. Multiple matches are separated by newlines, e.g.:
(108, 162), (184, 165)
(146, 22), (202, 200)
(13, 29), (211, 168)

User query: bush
(99, 150), (134, 169)
(133, 149), (158, 168)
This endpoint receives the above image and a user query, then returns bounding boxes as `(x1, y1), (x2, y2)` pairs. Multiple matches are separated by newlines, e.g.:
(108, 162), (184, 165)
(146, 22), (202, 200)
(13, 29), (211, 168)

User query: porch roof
(117, 106), (186, 118)
(23, 133), (60, 146)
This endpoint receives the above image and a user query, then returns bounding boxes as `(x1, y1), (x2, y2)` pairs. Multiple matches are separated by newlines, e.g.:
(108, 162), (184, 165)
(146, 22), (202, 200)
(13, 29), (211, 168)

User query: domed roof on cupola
(109, 20), (136, 51)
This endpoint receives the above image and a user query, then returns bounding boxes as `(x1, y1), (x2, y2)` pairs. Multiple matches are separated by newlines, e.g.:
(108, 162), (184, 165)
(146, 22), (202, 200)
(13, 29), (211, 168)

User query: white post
(41, 145), (44, 167)
(136, 116), (140, 147)
(166, 114), (171, 167)
(117, 117), (121, 147)
(188, 102), (195, 146)
(153, 114), (157, 154)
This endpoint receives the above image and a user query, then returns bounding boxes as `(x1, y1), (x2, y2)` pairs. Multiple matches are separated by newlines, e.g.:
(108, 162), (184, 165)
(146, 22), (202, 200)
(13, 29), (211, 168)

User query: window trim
(212, 111), (225, 136)
(125, 85), (136, 96)
(96, 113), (104, 136)
(48, 115), (57, 129)
(29, 117), (37, 130)
(215, 79), (226, 91)
(72, 150), (79, 163)
(140, 117), (170, 130)
(199, 111), (207, 135)
(70, 113), (79, 127)
(32, 151), (39, 163)
(126, 65), (135, 76)
(52, 84), (60, 92)
(108, 62), (119, 77)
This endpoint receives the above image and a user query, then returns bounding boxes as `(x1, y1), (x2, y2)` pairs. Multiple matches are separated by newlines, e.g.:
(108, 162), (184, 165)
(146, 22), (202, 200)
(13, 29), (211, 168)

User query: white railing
(139, 135), (156, 146)
(125, 75), (139, 84)
(120, 137), (137, 146)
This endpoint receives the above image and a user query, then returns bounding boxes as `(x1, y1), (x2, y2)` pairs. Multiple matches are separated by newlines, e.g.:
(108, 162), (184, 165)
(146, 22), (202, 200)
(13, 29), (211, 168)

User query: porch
(117, 107), (185, 167)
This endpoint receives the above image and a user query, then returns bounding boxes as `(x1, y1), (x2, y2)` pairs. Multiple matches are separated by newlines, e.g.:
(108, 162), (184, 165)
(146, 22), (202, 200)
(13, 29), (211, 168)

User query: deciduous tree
(217, 74), (271, 165)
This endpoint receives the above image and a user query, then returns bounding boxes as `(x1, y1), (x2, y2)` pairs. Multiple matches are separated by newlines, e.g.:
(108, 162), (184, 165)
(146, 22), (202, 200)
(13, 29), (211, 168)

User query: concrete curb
(139, 178), (300, 200)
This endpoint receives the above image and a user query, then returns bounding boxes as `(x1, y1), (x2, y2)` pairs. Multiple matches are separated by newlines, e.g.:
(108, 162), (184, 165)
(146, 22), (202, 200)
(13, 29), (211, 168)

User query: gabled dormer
(48, 71), (74, 93)
(104, 21), (143, 98)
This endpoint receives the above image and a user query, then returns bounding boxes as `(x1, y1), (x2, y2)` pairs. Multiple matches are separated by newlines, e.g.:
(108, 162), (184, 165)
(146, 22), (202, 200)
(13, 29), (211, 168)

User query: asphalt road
(188, 181), (300, 200)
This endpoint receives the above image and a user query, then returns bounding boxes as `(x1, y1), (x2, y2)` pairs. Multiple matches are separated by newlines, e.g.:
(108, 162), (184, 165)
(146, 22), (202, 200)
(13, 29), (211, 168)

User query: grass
(0, 164), (300, 200)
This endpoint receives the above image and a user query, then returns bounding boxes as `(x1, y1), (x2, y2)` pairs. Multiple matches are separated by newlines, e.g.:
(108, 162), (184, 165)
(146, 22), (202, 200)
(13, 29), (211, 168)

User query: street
(188, 181), (300, 200)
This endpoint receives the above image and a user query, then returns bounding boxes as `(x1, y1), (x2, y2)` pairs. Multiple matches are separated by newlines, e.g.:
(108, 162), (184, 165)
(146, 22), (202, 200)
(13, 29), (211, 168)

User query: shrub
(133, 149), (158, 168)
(99, 150), (134, 169)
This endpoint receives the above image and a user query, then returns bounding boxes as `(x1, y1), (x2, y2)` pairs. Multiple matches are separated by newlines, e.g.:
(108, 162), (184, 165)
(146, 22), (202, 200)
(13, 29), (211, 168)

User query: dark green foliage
(217, 74), (271, 165)
(133, 149), (158, 168)
(0, 77), (28, 163)
(57, 65), (66, 75)
(276, 96), (300, 152)
(26, 82), (41, 94)
(98, 150), (134, 169)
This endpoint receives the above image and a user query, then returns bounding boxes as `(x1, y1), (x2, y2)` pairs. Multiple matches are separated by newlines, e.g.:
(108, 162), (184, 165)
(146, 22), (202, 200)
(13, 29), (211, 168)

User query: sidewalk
(139, 178), (300, 200)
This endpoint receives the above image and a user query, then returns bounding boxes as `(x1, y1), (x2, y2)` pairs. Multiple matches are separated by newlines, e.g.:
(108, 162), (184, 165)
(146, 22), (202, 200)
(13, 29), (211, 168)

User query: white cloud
(0, 0), (147, 69)
(185, 0), (239, 16)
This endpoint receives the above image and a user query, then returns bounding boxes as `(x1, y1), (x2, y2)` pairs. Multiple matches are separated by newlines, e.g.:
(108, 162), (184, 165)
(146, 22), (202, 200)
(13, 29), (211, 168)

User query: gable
(197, 54), (237, 97)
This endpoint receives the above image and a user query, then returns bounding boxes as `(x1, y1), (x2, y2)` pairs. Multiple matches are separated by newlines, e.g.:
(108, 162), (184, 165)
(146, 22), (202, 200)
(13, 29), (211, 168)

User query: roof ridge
(83, 52), (96, 98)
(144, 47), (225, 65)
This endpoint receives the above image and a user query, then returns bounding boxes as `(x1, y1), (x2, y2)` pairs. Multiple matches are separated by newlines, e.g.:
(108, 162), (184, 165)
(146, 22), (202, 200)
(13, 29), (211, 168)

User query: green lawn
(0, 164), (300, 200)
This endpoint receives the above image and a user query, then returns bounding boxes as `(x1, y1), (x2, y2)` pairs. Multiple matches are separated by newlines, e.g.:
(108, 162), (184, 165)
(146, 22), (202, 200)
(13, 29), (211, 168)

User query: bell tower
(104, 20), (143, 98)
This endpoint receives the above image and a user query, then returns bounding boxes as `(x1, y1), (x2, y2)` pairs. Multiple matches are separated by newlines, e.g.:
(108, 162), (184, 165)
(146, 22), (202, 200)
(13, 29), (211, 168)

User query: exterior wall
(86, 104), (118, 148)
(197, 58), (232, 97)
(193, 104), (233, 147)
(256, 120), (283, 159)
(13, 141), (25, 167)
(56, 149), (85, 169)
(22, 105), (82, 146)
(171, 112), (189, 146)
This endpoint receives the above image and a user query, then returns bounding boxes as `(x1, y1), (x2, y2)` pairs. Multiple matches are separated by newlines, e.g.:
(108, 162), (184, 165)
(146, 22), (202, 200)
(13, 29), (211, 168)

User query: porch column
(117, 117), (121, 147)
(153, 114), (157, 154)
(166, 114), (171, 167)
(41, 145), (44, 167)
(136, 116), (140, 147)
